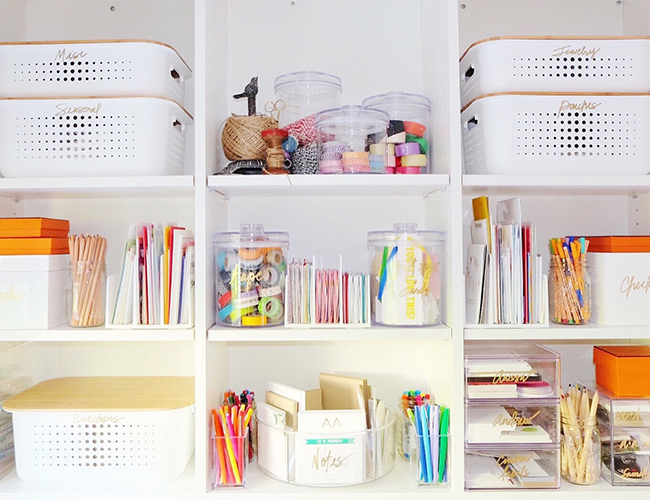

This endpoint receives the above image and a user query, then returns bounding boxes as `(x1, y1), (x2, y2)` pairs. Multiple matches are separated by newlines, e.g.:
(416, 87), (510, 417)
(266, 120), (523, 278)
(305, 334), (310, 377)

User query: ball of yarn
(222, 114), (278, 161)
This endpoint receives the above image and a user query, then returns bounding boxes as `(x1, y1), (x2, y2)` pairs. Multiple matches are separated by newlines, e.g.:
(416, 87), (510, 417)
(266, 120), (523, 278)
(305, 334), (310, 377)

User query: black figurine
(233, 76), (259, 116)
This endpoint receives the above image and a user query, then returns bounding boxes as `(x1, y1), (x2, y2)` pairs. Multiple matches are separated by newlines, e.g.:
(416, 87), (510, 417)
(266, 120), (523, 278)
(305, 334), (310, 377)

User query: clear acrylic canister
(274, 70), (342, 138)
(362, 91), (432, 174)
(214, 224), (289, 327)
(368, 223), (443, 326)
(315, 105), (389, 174)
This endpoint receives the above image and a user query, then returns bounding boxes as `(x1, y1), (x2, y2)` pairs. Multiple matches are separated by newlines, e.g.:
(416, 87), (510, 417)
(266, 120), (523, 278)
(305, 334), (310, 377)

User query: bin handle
(170, 67), (182, 84)
(172, 118), (184, 132)
(464, 65), (475, 82)
(466, 116), (478, 131)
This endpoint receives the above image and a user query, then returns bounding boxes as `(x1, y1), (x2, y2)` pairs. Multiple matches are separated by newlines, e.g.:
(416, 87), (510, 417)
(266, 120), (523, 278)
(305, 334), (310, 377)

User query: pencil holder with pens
(368, 223), (444, 326)
(214, 224), (289, 327)
(549, 237), (591, 325)
(405, 404), (450, 486)
(211, 434), (250, 488)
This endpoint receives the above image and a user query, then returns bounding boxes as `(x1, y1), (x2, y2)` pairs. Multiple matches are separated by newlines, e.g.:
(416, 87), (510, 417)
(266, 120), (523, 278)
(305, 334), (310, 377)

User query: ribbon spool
(261, 128), (289, 172)
(222, 114), (278, 161)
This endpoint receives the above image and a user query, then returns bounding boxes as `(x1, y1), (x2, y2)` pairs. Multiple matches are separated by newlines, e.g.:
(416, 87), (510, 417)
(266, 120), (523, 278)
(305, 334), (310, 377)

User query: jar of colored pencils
(560, 413), (601, 485)
(549, 237), (591, 325)
(67, 235), (107, 327)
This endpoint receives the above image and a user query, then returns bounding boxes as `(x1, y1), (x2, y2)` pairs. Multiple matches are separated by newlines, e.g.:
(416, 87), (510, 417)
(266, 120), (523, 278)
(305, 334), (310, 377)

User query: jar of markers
(214, 224), (289, 327)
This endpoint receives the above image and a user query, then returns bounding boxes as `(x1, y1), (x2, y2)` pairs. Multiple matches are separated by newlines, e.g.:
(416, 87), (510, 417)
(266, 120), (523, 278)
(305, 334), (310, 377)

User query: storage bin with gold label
(461, 93), (650, 175)
(460, 37), (650, 108)
(2, 376), (195, 482)
(0, 40), (192, 104)
(581, 382), (650, 485)
(0, 96), (192, 178)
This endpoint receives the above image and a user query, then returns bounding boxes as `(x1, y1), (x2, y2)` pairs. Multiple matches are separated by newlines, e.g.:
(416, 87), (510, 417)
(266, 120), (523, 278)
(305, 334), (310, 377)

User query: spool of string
(261, 128), (289, 171)
(222, 114), (278, 161)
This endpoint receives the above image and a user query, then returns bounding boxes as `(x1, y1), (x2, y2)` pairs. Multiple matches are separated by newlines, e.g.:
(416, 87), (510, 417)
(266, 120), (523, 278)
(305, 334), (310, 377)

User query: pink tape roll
(386, 166), (396, 174)
(395, 166), (423, 175)
(319, 159), (343, 169)
(395, 142), (421, 157)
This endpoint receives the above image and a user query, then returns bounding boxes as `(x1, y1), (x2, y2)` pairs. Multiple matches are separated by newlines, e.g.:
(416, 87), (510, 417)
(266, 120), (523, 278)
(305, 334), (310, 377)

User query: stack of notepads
(256, 373), (393, 486)
(0, 218), (69, 255)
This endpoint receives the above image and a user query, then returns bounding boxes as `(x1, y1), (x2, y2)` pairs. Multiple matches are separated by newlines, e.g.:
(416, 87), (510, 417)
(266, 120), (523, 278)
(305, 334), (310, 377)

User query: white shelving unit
(0, 0), (649, 498)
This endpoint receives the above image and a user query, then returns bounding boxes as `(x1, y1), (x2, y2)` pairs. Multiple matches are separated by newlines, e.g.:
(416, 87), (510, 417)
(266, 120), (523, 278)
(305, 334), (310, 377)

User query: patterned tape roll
(344, 164), (371, 173)
(218, 290), (232, 308)
(404, 121), (427, 137)
(219, 270), (232, 290)
(320, 159), (344, 169)
(342, 151), (369, 160)
(265, 249), (285, 265)
(320, 151), (343, 161)
(320, 165), (343, 174)
(259, 286), (282, 297)
(260, 265), (282, 287)
(238, 247), (263, 261)
(234, 292), (259, 309)
(395, 166), (423, 174)
(395, 142), (421, 157)
(239, 254), (263, 269)
(258, 296), (284, 319)
(400, 154), (427, 167)
(322, 141), (350, 153)
(369, 154), (384, 163)
(242, 314), (268, 326)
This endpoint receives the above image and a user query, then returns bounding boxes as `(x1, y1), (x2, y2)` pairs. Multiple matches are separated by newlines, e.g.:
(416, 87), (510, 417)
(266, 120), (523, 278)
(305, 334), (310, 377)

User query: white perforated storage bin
(2, 376), (195, 483)
(0, 96), (192, 178)
(0, 40), (192, 104)
(461, 93), (650, 175)
(460, 37), (650, 107)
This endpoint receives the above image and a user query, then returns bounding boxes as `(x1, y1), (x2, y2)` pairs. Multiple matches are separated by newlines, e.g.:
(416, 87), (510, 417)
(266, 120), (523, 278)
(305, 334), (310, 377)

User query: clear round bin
(274, 71), (342, 138)
(362, 91), (432, 174)
(214, 224), (289, 327)
(315, 105), (389, 174)
(368, 223), (443, 326)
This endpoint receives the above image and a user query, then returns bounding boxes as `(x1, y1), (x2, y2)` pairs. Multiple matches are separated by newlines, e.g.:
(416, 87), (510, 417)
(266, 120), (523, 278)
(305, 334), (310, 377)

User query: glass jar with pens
(548, 237), (591, 325)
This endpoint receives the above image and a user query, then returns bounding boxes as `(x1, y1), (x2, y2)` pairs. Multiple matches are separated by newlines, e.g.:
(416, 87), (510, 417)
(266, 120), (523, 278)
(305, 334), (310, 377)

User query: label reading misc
(53, 47), (88, 63)
(551, 45), (602, 60)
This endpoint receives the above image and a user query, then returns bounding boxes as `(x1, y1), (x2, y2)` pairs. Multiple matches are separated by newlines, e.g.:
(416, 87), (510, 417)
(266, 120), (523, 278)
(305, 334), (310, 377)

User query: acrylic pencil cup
(66, 260), (106, 327)
(212, 433), (250, 488)
(548, 238), (591, 324)
(367, 223), (444, 326)
(214, 223), (289, 327)
(409, 427), (450, 486)
(560, 414), (601, 485)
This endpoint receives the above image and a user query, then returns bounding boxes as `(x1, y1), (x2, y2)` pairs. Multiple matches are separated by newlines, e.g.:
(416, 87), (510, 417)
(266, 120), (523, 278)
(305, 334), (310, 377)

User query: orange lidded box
(0, 218), (69, 238)
(594, 345), (650, 397)
(586, 235), (650, 253)
(0, 237), (69, 255)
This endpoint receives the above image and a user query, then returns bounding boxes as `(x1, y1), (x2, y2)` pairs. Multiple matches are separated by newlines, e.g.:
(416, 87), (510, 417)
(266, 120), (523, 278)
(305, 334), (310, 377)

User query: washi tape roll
(242, 314), (268, 326)
(230, 305), (256, 323)
(238, 247), (263, 261)
(342, 151), (370, 160)
(320, 151), (344, 161)
(219, 270), (232, 290)
(387, 131), (406, 144)
(344, 163), (371, 173)
(387, 155), (396, 167)
(395, 166), (422, 174)
(217, 250), (238, 272)
(258, 296), (284, 320)
(404, 120), (427, 137)
(218, 303), (233, 321)
(265, 249), (285, 266)
(320, 165), (343, 174)
(218, 290), (232, 308)
(386, 166), (396, 174)
(400, 154), (427, 167)
(234, 292), (259, 309)
(395, 142), (421, 157)
(406, 134), (429, 154)
(239, 254), (263, 269)
(259, 285), (282, 297)
(260, 265), (282, 287)
(319, 159), (344, 170)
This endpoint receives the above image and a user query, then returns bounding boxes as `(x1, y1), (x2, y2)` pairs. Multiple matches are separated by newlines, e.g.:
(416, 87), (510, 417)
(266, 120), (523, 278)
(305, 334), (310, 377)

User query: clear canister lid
(367, 223), (444, 247)
(274, 71), (342, 100)
(361, 91), (431, 120)
(214, 223), (289, 249)
(315, 105), (389, 135)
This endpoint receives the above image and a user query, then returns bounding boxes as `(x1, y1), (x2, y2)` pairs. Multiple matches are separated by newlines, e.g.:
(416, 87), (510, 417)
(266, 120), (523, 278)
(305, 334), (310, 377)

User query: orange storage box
(0, 218), (69, 238)
(594, 345), (650, 397)
(586, 235), (650, 253)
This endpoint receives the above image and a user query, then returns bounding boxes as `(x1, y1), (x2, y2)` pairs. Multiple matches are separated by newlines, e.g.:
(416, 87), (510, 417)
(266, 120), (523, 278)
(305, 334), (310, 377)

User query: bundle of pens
(560, 384), (601, 485)
(401, 391), (450, 485)
(67, 234), (107, 327)
(549, 237), (590, 324)
(211, 390), (255, 488)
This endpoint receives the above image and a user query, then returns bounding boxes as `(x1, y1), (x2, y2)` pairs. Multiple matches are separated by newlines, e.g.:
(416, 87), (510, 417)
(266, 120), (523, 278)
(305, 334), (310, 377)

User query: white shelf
(209, 174), (449, 198)
(0, 326), (194, 342)
(464, 324), (650, 341)
(208, 324), (452, 342)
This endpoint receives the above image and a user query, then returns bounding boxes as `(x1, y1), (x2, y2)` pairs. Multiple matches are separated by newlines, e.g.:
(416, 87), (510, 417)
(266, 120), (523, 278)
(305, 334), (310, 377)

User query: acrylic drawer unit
(582, 383), (650, 485)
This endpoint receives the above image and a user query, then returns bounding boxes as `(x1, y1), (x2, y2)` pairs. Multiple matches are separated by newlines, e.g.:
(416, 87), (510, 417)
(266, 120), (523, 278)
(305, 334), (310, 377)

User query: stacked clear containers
(464, 342), (561, 490)
(274, 71), (342, 142)
(582, 382), (650, 485)
(362, 91), (431, 174)
(214, 224), (289, 327)
(367, 223), (443, 326)
(315, 106), (389, 174)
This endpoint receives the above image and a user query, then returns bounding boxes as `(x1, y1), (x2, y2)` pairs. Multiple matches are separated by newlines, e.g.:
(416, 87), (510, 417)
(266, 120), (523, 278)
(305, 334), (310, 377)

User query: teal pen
(420, 404), (432, 483)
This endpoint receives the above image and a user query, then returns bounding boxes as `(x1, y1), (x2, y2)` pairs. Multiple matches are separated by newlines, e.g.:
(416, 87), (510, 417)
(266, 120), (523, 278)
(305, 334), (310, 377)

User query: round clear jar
(367, 223), (443, 326)
(549, 258), (591, 324)
(214, 224), (289, 327)
(362, 91), (432, 174)
(315, 105), (389, 174)
(560, 414), (601, 485)
(274, 71), (342, 130)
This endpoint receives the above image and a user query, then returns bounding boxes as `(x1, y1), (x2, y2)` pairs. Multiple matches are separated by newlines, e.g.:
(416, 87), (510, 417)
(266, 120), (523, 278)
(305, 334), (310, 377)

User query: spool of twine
(222, 114), (278, 161)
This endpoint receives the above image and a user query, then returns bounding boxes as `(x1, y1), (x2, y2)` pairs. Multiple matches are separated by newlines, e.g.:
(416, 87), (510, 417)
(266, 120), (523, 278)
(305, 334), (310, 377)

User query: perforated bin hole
(12, 59), (134, 84)
(513, 56), (633, 79)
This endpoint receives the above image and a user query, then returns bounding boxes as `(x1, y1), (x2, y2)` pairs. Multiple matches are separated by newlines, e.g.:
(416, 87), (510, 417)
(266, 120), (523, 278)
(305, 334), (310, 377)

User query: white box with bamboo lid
(2, 376), (195, 482)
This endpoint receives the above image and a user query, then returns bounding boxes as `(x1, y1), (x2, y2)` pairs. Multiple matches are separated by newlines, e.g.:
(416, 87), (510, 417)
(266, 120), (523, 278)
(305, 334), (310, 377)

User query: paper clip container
(362, 91), (431, 173)
(367, 223), (444, 326)
(256, 407), (396, 487)
(211, 434), (250, 488)
(214, 223), (289, 327)
(315, 105), (389, 174)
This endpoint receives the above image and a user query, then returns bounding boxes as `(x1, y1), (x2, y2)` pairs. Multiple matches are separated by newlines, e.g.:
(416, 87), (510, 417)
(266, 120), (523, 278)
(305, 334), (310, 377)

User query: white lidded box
(587, 252), (650, 325)
(460, 37), (650, 108)
(0, 40), (192, 105)
(461, 93), (650, 175)
(0, 96), (192, 178)
(2, 376), (195, 482)
(0, 254), (67, 329)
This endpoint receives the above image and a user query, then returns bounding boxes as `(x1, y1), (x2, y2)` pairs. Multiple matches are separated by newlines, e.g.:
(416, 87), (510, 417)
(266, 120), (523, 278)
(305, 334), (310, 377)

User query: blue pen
(419, 404), (432, 483)
(413, 405), (426, 482)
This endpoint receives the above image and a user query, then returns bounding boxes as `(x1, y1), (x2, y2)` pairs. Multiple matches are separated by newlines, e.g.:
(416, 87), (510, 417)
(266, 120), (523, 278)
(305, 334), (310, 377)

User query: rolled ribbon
(369, 143), (395, 156)
(395, 166), (422, 174)
(400, 154), (427, 167)
(395, 142), (421, 157)
(404, 121), (427, 137)
(406, 134), (429, 154)
(387, 131), (406, 144)
(386, 166), (396, 174)
(387, 155), (396, 167)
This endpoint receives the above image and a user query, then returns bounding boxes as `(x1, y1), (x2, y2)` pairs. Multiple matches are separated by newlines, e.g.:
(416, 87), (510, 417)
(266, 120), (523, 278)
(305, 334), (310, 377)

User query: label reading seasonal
(55, 102), (102, 117)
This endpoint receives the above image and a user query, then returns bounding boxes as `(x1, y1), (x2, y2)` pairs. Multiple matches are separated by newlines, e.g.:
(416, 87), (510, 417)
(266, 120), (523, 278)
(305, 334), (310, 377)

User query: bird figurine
(233, 76), (259, 116)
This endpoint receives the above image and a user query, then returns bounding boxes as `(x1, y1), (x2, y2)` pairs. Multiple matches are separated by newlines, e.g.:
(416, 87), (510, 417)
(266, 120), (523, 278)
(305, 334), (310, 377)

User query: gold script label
(497, 455), (530, 481)
(551, 45), (601, 59)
